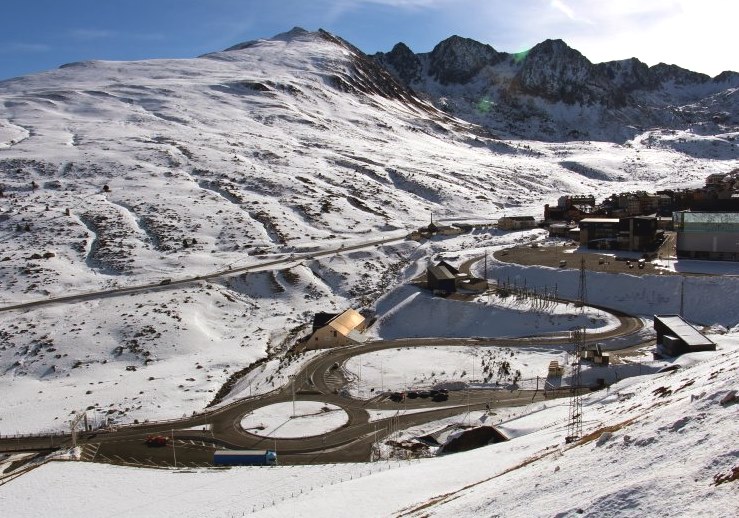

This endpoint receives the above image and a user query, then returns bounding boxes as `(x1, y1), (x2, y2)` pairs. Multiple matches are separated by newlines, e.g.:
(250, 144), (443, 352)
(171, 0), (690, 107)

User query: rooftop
(328, 309), (365, 337)
(427, 265), (455, 281)
(654, 315), (715, 347)
(673, 211), (739, 233)
(580, 218), (620, 224)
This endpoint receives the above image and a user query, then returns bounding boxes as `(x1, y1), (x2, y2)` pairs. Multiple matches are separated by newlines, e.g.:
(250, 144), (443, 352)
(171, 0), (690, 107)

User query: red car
(145, 435), (168, 447)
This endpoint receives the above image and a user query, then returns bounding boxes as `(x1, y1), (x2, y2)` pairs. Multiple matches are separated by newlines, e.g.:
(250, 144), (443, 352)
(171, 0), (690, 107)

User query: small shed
(654, 314), (716, 356)
(548, 222), (573, 238)
(548, 361), (564, 377)
(582, 343), (610, 366)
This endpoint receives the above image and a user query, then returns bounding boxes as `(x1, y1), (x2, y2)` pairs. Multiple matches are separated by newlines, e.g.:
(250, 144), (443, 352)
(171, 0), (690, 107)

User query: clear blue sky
(1, 0), (737, 81)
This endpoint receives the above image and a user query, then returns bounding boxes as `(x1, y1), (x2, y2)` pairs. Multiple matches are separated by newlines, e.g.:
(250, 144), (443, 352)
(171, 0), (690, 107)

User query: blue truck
(212, 449), (277, 466)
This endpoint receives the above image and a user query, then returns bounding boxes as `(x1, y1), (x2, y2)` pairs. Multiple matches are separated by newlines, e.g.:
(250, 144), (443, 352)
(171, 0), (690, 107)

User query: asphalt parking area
(493, 244), (677, 276)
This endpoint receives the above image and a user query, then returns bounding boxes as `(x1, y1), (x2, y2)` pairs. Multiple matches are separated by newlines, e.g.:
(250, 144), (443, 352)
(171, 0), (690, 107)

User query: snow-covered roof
(654, 315), (715, 347)
(427, 265), (455, 280)
(580, 218), (620, 223)
(328, 309), (365, 337)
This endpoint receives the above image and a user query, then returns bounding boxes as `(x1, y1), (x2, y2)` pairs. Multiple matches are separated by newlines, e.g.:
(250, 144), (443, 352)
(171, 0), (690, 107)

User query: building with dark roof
(426, 264), (456, 294)
(654, 314), (716, 356)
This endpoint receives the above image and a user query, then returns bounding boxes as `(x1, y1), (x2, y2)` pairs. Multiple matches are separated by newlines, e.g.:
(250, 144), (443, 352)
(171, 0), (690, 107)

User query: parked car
(389, 392), (405, 402)
(145, 435), (168, 447)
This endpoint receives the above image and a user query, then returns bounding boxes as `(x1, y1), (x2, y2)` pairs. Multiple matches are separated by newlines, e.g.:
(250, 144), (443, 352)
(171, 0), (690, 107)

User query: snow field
(369, 285), (618, 340)
(7, 334), (736, 517)
(240, 401), (348, 438)
(345, 345), (567, 396)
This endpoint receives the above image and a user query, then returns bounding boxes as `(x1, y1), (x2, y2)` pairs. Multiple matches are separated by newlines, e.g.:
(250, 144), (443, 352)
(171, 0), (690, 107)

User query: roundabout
(0, 256), (651, 467)
(239, 401), (349, 439)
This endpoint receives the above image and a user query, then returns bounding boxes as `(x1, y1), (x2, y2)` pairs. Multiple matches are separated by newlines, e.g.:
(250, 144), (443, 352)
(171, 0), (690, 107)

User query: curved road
(0, 290), (646, 467)
(0, 240), (651, 470)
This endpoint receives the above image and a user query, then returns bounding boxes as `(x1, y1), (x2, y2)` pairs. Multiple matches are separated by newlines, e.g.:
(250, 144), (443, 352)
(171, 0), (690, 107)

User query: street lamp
(289, 375), (296, 417)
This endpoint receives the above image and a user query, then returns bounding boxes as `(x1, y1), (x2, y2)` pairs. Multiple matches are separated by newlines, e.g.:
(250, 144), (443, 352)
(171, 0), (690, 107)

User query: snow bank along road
(0, 286), (644, 467)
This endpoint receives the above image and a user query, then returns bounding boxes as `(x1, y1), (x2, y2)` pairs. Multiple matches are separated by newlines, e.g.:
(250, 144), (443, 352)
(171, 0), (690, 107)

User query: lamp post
(290, 375), (296, 417)
(380, 356), (384, 392)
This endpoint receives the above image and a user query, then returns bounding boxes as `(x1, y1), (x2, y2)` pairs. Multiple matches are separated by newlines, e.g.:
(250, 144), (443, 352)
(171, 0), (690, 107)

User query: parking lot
(493, 240), (677, 276)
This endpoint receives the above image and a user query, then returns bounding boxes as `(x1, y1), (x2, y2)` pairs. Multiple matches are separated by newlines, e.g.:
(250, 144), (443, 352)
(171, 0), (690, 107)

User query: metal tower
(566, 327), (585, 443)
(575, 257), (587, 311)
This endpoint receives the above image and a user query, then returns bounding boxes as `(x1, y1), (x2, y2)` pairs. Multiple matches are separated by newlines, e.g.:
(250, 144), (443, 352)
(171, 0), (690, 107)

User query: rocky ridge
(374, 35), (739, 141)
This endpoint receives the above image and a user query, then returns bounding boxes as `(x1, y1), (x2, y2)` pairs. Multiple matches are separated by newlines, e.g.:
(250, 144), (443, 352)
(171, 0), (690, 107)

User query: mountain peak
(428, 35), (503, 85)
(224, 27), (316, 52)
(373, 42), (421, 85)
(271, 26), (311, 42)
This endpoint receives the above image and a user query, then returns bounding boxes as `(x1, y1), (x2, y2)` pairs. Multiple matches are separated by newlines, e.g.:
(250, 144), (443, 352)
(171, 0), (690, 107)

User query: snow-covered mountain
(0, 27), (737, 435)
(1, 26), (739, 518)
(374, 35), (739, 141)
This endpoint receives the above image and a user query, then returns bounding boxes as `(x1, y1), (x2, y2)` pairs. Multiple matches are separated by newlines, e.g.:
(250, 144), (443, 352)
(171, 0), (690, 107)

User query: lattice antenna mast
(576, 257), (587, 311)
(566, 327), (585, 444)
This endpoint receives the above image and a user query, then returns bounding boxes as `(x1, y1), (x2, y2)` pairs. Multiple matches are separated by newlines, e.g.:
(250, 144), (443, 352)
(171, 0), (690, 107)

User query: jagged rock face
(428, 35), (504, 84)
(713, 70), (739, 84)
(650, 63), (710, 85)
(374, 42), (422, 85)
(511, 39), (608, 104)
(595, 57), (656, 92)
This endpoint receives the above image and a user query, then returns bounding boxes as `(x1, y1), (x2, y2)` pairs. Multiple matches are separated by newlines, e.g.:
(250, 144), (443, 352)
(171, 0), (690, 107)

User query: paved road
(0, 253), (649, 468)
(0, 233), (410, 314)
(0, 311), (643, 467)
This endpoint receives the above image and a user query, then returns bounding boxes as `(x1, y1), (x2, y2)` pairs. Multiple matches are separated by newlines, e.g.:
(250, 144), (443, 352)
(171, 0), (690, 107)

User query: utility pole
(290, 375), (296, 417)
(172, 429), (177, 468)
(380, 357), (384, 392)
(465, 387), (471, 425)
(69, 411), (86, 449)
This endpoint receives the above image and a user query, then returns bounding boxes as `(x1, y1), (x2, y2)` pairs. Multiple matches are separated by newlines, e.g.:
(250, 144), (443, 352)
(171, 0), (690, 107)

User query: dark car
(145, 435), (168, 447)
(407, 391), (419, 399)
(389, 392), (405, 402)
(418, 391), (430, 399)
(432, 393), (449, 402)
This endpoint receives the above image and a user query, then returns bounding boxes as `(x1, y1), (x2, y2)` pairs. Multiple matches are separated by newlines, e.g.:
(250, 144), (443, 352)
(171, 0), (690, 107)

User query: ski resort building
(498, 216), (537, 230)
(578, 216), (658, 251)
(653, 314), (716, 356)
(306, 309), (368, 349)
(673, 211), (739, 261)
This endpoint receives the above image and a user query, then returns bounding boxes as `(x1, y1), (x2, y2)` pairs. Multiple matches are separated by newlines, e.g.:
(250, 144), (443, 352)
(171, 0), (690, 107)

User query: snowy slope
(0, 28), (737, 434)
(3, 333), (737, 517)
